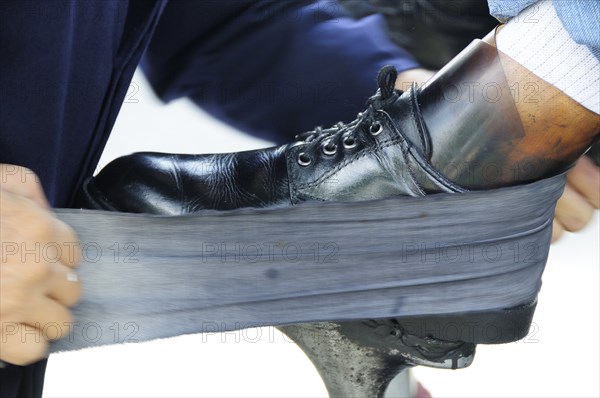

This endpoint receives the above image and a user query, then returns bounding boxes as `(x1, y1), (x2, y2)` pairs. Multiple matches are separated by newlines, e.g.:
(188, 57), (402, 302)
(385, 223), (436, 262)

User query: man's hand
(552, 157), (600, 242)
(0, 165), (81, 365)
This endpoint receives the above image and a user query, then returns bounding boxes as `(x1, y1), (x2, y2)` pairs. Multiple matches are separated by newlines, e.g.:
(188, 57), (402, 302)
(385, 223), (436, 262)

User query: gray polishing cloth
(49, 174), (565, 352)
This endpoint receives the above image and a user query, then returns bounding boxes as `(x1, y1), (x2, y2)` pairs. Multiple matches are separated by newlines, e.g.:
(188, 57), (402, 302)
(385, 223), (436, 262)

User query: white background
(43, 71), (599, 398)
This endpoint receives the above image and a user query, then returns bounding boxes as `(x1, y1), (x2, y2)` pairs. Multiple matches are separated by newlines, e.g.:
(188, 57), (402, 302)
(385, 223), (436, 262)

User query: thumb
(0, 164), (50, 209)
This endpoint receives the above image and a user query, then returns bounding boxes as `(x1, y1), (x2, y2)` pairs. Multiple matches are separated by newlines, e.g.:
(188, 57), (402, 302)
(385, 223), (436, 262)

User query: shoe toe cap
(84, 153), (184, 214)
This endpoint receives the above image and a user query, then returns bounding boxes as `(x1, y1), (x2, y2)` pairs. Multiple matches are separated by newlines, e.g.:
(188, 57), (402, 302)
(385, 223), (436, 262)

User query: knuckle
(563, 217), (590, 232)
(29, 215), (55, 241)
(24, 261), (52, 283)
(1, 267), (37, 305)
(58, 220), (77, 240)
(570, 207), (594, 232)
(62, 281), (82, 307)
(0, 290), (27, 316)
(55, 307), (73, 327)
(0, 330), (48, 366)
(9, 261), (52, 288)
(61, 303), (73, 321)
(40, 310), (73, 342)
(18, 341), (48, 365)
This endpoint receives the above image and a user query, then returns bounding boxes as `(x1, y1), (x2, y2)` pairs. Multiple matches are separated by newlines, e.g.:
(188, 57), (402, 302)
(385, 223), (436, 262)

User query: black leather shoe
(85, 66), (463, 215)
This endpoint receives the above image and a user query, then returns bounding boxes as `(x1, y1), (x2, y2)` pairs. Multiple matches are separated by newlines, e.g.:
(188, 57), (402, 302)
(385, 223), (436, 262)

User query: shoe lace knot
(293, 66), (399, 165)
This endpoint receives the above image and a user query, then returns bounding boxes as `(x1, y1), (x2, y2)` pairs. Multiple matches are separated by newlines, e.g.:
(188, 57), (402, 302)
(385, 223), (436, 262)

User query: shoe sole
(379, 299), (536, 344)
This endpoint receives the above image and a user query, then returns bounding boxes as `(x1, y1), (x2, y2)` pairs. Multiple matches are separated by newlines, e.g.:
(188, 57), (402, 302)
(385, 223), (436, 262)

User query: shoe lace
(293, 66), (400, 156)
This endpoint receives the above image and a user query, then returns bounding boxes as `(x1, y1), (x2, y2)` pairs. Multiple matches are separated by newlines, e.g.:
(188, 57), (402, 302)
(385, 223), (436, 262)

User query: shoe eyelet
(370, 122), (383, 136)
(321, 140), (337, 156)
(343, 136), (357, 149)
(297, 152), (312, 166)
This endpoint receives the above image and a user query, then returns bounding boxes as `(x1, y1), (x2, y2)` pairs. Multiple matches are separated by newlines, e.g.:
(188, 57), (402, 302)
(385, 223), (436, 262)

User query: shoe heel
(397, 299), (537, 344)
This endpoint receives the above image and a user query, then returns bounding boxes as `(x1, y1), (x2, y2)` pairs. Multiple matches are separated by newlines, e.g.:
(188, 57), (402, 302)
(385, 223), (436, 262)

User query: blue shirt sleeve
(488, 0), (599, 57)
(142, 0), (419, 144)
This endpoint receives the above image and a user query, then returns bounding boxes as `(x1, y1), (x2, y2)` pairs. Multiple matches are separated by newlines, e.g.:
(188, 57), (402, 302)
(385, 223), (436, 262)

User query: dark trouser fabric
(0, 360), (47, 398)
